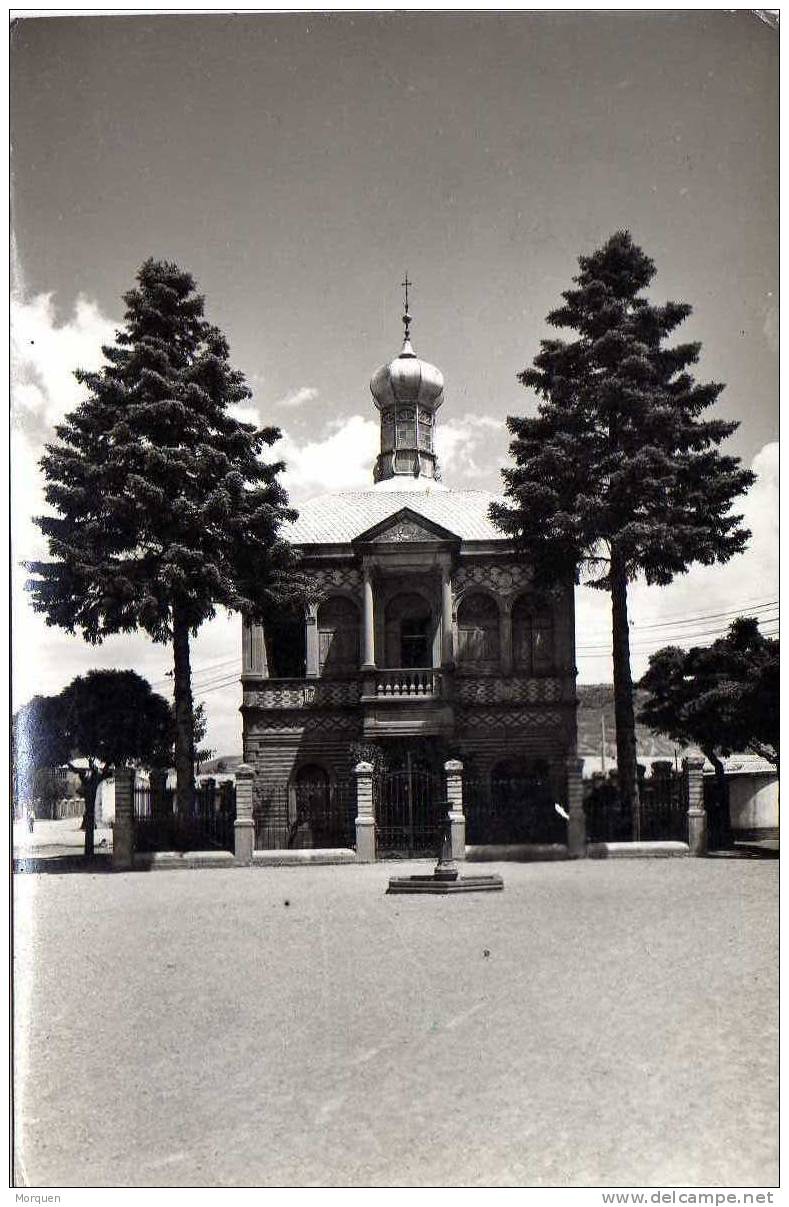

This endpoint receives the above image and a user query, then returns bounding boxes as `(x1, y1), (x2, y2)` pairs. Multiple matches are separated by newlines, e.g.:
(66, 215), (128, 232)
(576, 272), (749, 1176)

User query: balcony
(361, 667), (453, 738)
(372, 667), (442, 699)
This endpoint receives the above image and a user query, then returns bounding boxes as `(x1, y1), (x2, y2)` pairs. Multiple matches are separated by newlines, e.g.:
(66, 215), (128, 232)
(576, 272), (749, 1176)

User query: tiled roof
(287, 487), (506, 544)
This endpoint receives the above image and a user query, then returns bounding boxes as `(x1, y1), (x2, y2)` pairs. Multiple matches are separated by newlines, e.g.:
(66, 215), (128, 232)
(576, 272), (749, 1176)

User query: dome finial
(401, 272), (413, 350)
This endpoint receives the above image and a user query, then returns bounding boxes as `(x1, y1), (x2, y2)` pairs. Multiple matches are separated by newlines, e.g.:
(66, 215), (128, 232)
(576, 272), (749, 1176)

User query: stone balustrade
(375, 668), (441, 698)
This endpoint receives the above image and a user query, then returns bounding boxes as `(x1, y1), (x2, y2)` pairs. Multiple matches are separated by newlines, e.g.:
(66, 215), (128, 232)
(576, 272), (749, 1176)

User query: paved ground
(13, 816), (113, 861)
(13, 858), (777, 1188)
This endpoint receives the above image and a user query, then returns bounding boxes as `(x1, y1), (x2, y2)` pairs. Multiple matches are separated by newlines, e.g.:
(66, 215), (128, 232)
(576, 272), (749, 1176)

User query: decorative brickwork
(246, 711), (360, 734)
(243, 680), (360, 709)
(455, 707), (564, 731)
(308, 565), (362, 597)
(454, 676), (564, 705)
(454, 562), (532, 598)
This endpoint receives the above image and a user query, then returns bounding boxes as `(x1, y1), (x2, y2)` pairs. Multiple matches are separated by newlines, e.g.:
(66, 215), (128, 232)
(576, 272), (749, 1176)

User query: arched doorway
(384, 591), (436, 669)
(317, 596), (360, 674)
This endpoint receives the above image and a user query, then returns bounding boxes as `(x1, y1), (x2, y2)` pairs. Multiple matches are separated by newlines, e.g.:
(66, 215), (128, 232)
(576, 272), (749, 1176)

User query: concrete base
(387, 873), (504, 894)
(587, 841), (689, 859)
(133, 851), (236, 870)
(466, 843), (568, 862)
(253, 848), (357, 867)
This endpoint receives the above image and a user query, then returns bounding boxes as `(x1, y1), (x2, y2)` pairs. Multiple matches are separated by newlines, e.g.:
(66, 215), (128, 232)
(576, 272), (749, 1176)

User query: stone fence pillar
(234, 764), (255, 866)
(354, 762), (376, 863)
(566, 755), (587, 858)
(444, 759), (465, 861)
(112, 767), (135, 870)
(683, 756), (707, 856)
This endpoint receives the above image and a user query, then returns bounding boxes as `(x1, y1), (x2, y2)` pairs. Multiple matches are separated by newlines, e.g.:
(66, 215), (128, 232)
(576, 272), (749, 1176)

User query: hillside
(577, 684), (682, 766)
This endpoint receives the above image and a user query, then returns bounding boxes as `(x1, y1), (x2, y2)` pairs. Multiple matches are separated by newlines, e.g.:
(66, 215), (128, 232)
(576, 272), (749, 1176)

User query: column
(242, 618), (269, 676)
(362, 566), (375, 669)
(683, 755), (707, 856)
(354, 761), (376, 862)
(499, 604), (513, 675)
(112, 766), (135, 870)
(234, 763), (255, 865)
(565, 755), (587, 858)
(444, 759), (466, 861)
(305, 604), (319, 678)
(441, 564), (454, 667)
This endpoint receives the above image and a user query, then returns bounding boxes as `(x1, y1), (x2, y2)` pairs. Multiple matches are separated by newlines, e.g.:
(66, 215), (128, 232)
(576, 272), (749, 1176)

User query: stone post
(444, 759), (465, 861)
(234, 763), (255, 866)
(565, 755), (587, 858)
(683, 755), (707, 856)
(361, 567), (376, 669)
(354, 761), (376, 863)
(112, 766), (135, 870)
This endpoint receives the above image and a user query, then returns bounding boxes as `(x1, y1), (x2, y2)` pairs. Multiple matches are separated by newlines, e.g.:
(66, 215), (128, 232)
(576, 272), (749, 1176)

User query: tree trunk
(610, 548), (641, 840)
(81, 769), (98, 859)
(172, 604), (196, 817)
(705, 750), (732, 850)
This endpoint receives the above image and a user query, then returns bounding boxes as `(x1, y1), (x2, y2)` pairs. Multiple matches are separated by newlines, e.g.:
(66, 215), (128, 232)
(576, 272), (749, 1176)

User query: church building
(240, 294), (581, 857)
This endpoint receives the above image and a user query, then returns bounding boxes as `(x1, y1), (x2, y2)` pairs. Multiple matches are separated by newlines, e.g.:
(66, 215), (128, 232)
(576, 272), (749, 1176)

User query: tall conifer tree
(491, 231), (754, 834)
(27, 259), (302, 814)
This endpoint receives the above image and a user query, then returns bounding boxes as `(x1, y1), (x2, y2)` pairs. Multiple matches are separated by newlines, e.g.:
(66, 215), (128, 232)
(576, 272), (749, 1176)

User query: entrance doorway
(384, 592), (436, 669)
(376, 749), (445, 858)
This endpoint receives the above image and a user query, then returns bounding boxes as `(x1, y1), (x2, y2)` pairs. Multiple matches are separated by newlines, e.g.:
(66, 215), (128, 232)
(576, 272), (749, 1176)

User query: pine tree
(491, 231), (755, 836)
(27, 259), (302, 815)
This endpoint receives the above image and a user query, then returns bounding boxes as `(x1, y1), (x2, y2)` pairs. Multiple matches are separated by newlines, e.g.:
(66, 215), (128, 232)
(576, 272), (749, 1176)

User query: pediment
(354, 507), (458, 546)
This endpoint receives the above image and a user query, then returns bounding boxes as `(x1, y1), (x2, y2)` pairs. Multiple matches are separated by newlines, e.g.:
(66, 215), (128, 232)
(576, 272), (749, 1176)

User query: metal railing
(133, 779), (236, 852)
(254, 779), (356, 850)
(584, 771), (688, 844)
(463, 776), (566, 845)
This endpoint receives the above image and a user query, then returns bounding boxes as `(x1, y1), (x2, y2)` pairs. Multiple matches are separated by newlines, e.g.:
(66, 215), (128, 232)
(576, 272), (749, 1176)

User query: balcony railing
(374, 668), (442, 698)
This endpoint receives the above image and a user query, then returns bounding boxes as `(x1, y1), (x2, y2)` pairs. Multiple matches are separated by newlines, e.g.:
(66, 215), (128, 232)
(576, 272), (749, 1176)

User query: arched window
(384, 592), (435, 668)
(317, 597), (360, 674)
(265, 609), (306, 678)
(512, 597), (554, 675)
(457, 592), (500, 665)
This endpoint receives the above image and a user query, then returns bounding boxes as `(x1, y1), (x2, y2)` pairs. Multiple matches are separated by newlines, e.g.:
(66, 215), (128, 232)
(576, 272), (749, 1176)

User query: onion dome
(370, 280), (444, 484)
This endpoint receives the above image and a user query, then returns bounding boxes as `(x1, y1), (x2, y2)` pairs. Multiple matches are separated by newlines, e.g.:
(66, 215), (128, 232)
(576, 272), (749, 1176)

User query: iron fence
(463, 776), (566, 845)
(375, 769), (446, 858)
(254, 779), (356, 850)
(584, 771), (688, 843)
(133, 779), (236, 852)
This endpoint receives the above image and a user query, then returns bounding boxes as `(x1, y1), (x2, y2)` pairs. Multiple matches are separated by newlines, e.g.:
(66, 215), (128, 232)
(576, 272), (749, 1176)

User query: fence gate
(376, 758), (445, 858)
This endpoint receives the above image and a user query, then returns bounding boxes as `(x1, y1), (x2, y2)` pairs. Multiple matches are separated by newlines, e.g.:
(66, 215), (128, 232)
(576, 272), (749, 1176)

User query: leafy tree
(491, 231), (755, 835)
(26, 259), (302, 814)
(13, 670), (173, 855)
(12, 694), (69, 816)
(639, 618), (778, 845)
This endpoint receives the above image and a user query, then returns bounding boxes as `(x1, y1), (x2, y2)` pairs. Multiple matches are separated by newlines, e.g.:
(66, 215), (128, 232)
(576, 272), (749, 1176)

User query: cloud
(12, 292), (118, 444)
(575, 441), (778, 683)
(275, 414), (380, 502)
(436, 413), (506, 484)
(275, 385), (319, 410)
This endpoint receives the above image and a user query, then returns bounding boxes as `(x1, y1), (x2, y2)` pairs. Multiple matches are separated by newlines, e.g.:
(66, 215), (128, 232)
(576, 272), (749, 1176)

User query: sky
(11, 11), (778, 756)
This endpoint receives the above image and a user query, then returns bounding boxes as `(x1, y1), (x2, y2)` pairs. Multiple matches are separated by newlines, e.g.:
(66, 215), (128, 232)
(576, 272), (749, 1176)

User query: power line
(577, 614), (778, 651)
